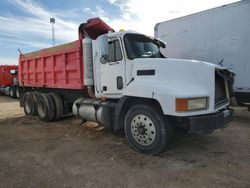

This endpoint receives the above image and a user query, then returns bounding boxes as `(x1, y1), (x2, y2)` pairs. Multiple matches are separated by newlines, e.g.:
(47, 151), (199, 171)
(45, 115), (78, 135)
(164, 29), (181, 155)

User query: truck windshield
(124, 33), (163, 60)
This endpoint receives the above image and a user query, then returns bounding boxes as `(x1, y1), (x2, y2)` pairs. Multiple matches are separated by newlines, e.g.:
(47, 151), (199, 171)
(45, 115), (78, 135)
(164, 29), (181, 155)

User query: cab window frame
(108, 39), (123, 62)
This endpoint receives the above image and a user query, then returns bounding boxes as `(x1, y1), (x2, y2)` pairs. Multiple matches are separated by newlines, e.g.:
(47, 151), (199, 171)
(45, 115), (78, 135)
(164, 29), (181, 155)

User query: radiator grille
(215, 71), (228, 108)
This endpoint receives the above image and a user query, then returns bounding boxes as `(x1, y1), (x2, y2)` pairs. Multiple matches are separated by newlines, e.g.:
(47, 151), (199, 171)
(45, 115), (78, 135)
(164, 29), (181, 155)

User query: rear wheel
(37, 93), (55, 122)
(23, 92), (37, 115)
(9, 86), (17, 98)
(124, 104), (172, 155)
(16, 87), (20, 99)
(49, 93), (64, 120)
(5, 87), (10, 95)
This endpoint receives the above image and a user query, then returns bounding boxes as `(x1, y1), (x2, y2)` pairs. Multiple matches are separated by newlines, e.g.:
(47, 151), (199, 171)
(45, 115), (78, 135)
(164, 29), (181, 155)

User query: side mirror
(157, 40), (166, 48)
(97, 34), (109, 64)
(10, 70), (18, 75)
(153, 38), (166, 48)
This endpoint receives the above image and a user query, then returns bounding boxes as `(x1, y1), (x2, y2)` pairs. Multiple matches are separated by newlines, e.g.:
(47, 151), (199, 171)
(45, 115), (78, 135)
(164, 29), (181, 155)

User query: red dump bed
(19, 17), (113, 90)
(19, 40), (84, 90)
(0, 65), (18, 87)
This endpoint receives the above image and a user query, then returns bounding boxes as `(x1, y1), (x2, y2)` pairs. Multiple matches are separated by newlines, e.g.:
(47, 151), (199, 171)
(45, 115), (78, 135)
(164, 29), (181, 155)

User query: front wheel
(124, 104), (172, 155)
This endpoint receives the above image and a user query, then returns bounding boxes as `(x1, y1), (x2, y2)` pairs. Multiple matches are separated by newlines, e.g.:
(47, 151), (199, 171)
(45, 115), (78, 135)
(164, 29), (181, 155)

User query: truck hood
(130, 58), (220, 96)
(132, 58), (224, 72)
(130, 58), (234, 86)
(124, 58), (227, 116)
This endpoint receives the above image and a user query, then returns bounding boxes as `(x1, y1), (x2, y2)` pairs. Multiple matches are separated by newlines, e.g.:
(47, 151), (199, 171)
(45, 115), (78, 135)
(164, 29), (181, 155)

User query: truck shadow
(233, 108), (250, 124)
(169, 131), (217, 150)
(0, 115), (229, 160)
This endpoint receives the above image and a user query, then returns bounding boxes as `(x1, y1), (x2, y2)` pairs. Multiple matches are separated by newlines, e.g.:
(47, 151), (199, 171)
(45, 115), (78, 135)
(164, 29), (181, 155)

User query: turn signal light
(176, 97), (208, 112)
(176, 99), (188, 112)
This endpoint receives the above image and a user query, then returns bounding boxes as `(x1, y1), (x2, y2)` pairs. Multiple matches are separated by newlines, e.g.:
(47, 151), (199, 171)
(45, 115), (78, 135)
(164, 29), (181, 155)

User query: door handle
(117, 76), (123, 90)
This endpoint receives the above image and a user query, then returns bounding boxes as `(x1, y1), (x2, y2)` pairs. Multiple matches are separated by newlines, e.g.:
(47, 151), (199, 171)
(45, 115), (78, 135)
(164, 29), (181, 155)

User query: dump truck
(19, 18), (234, 154)
(0, 65), (19, 98)
(155, 0), (250, 109)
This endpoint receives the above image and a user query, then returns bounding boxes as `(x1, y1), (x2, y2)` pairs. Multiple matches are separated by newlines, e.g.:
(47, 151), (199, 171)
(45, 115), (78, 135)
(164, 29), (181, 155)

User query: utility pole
(50, 17), (55, 46)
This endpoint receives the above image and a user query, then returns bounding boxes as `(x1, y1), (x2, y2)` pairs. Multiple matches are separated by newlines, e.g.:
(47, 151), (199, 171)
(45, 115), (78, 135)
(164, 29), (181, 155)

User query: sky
(0, 0), (239, 65)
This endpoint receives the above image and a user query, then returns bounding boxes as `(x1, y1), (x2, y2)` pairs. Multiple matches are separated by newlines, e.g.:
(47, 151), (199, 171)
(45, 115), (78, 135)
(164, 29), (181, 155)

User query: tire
(124, 104), (172, 155)
(37, 93), (55, 122)
(9, 87), (17, 98)
(23, 92), (37, 115)
(9, 87), (13, 97)
(16, 87), (20, 99)
(5, 86), (10, 95)
(31, 92), (38, 104)
(49, 93), (64, 120)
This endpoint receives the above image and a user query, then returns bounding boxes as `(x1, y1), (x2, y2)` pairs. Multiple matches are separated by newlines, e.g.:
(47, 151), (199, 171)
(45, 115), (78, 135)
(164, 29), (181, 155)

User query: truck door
(99, 38), (125, 97)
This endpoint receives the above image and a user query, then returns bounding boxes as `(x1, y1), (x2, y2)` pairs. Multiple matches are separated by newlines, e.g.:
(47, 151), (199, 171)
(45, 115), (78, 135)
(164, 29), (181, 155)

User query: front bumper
(188, 108), (234, 133)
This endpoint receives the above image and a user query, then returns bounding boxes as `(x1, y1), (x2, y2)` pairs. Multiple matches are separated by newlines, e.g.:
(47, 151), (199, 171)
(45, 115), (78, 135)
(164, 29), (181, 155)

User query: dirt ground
(0, 95), (249, 188)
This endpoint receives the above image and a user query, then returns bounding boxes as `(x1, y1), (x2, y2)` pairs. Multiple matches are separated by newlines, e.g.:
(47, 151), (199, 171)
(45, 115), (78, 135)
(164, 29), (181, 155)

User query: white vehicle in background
(155, 0), (250, 109)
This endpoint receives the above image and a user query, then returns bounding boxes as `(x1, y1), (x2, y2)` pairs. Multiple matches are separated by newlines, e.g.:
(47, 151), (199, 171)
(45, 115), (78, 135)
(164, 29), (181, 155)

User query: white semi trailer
(155, 0), (250, 109)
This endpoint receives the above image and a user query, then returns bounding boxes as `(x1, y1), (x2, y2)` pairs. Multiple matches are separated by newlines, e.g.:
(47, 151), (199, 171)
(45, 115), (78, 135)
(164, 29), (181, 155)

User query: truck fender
(113, 96), (129, 132)
(113, 96), (165, 132)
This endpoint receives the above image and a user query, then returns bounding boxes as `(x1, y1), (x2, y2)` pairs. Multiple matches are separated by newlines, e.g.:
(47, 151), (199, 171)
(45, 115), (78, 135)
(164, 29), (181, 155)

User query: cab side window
(108, 40), (122, 62)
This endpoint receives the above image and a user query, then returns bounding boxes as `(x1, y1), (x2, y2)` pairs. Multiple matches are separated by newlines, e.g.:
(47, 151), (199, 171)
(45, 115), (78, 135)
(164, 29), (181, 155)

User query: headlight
(176, 97), (208, 112)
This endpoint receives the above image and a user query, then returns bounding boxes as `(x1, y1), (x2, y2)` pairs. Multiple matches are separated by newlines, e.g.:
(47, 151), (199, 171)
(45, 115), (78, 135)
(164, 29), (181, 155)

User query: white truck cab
(73, 20), (234, 155)
(93, 31), (233, 115)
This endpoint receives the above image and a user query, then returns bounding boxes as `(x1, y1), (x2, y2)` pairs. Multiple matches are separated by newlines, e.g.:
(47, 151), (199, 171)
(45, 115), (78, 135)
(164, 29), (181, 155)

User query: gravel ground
(0, 95), (249, 188)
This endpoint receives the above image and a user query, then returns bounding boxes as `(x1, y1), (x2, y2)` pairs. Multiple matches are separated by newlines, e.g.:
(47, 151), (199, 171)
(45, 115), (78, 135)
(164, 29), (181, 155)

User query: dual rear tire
(23, 92), (63, 122)
(8, 86), (19, 99)
(49, 93), (64, 120)
(37, 93), (55, 122)
(23, 92), (37, 115)
(9, 86), (17, 99)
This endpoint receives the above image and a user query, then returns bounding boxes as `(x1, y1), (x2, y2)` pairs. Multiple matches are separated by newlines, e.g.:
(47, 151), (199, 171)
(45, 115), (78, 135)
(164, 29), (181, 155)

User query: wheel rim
(10, 89), (13, 96)
(38, 100), (46, 118)
(24, 99), (32, 114)
(16, 89), (19, 98)
(130, 114), (156, 146)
